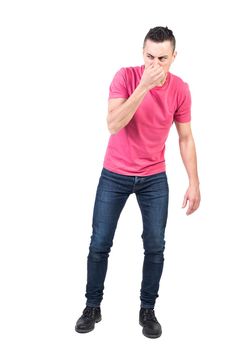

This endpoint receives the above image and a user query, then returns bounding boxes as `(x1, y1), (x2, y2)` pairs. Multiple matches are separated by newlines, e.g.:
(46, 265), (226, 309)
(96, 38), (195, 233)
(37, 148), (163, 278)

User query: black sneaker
(139, 307), (162, 338)
(75, 306), (102, 333)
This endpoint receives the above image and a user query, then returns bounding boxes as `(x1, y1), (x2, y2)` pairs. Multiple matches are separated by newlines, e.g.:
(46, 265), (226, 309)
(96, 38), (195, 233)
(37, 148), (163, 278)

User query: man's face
(142, 39), (177, 74)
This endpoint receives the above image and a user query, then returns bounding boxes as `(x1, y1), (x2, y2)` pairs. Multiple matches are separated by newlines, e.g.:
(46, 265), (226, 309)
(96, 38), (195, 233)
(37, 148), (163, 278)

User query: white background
(1, 0), (234, 349)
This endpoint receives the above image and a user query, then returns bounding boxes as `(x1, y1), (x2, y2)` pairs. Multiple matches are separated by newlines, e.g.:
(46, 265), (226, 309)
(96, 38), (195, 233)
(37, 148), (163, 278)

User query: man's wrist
(137, 83), (149, 94)
(189, 179), (200, 187)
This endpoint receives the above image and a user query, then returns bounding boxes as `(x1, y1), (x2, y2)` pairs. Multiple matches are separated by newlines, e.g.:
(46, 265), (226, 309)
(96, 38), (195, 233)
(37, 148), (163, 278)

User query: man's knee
(144, 250), (165, 263)
(143, 238), (166, 263)
(88, 241), (113, 262)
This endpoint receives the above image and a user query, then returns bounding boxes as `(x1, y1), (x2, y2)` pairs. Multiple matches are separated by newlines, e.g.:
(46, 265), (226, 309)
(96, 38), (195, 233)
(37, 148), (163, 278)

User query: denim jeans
(85, 167), (169, 309)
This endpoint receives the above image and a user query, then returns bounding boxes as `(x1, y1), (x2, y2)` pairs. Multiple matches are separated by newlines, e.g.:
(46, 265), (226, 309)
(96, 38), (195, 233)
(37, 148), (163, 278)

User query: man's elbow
(107, 116), (117, 135)
(179, 134), (194, 144)
(108, 126), (117, 135)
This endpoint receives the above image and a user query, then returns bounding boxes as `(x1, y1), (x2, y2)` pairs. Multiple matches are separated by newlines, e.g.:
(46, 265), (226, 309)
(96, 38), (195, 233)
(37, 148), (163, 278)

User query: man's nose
(154, 58), (161, 65)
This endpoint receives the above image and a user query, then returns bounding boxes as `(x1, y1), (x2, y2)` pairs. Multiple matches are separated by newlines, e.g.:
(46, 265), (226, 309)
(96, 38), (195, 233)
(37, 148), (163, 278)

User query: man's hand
(139, 62), (166, 91)
(182, 184), (201, 215)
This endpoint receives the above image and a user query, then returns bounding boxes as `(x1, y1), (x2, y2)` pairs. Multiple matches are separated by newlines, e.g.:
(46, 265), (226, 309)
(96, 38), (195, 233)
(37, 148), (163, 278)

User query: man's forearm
(108, 84), (148, 134)
(179, 135), (200, 186)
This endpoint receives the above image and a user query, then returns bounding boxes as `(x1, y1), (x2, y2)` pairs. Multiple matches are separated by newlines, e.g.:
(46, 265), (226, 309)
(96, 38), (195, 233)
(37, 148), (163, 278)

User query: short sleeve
(108, 67), (129, 99)
(174, 82), (192, 123)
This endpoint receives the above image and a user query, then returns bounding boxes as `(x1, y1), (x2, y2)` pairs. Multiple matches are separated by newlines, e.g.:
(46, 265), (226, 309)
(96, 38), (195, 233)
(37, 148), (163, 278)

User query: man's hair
(143, 26), (176, 52)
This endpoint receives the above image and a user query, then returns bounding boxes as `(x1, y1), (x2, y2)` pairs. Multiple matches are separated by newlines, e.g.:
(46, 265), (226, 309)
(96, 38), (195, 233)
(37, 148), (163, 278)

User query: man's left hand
(182, 184), (201, 215)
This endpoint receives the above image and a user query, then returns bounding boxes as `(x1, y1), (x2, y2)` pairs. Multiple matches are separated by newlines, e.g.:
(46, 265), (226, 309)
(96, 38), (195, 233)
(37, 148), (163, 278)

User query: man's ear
(172, 51), (177, 62)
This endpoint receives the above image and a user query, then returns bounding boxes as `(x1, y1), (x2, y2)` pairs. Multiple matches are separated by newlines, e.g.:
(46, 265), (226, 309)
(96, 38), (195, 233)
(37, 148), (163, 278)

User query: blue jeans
(85, 167), (169, 309)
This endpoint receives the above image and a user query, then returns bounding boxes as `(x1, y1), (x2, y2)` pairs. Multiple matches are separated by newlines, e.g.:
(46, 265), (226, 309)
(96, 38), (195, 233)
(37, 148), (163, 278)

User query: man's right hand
(139, 62), (166, 91)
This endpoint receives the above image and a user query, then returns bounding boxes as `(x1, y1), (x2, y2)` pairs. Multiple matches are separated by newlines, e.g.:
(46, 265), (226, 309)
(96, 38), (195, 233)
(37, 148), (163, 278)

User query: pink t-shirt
(103, 64), (191, 176)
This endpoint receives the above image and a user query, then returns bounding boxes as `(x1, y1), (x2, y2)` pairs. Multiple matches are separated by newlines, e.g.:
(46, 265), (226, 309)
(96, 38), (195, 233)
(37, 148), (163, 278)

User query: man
(75, 26), (201, 339)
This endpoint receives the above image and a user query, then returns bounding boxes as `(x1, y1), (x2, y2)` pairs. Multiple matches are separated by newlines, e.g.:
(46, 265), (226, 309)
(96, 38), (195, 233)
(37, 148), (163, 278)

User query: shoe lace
(143, 308), (157, 322)
(83, 307), (93, 319)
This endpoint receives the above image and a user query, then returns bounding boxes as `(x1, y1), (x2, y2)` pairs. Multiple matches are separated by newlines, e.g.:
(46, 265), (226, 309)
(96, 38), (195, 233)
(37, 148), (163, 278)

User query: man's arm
(107, 62), (166, 134)
(175, 121), (201, 215)
(107, 84), (148, 135)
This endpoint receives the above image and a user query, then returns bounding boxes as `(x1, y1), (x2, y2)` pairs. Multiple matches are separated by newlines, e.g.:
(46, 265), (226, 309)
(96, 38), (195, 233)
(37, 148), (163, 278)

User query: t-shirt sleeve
(108, 67), (129, 99)
(173, 82), (192, 123)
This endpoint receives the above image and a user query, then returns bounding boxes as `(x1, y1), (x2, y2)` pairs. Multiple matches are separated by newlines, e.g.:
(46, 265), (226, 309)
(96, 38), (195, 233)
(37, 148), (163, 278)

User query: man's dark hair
(143, 26), (176, 52)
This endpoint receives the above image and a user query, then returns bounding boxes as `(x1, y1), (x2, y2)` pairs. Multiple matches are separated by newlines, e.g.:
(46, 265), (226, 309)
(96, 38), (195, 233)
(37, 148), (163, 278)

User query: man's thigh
(90, 168), (132, 249)
(135, 172), (169, 250)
